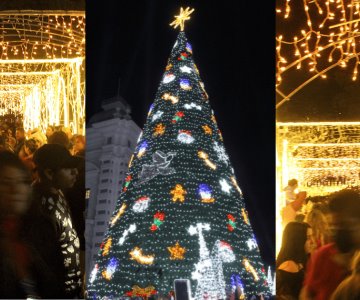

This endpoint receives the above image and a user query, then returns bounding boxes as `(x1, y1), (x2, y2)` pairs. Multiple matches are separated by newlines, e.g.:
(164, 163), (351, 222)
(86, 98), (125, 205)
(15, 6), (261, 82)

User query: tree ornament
(178, 52), (190, 61)
(247, 237), (258, 251)
(200, 81), (209, 100)
(102, 237), (112, 256)
(243, 258), (260, 281)
(198, 184), (215, 203)
(168, 242), (186, 260)
(211, 114), (217, 124)
(180, 78), (192, 90)
(137, 141), (148, 157)
(213, 141), (229, 165)
(180, 65), (192, 73)
(162, 93), (179, 104)
(123, 175), (132, 192)
(137, 150), (176, 185)
(202, 125), (212, 135)
(169, 7), (195, 31)
(153, 123), (166, 136)
(132, 196), (151, 213)
(186, 42), (193, 53)
(128, 154), (134, 168)
(172, 111), (185, 123)
(151, 110), (164, 122)
(148, 103), (155, 116)
(163, 73), (176, 83)
(165, 63), (173, 71)
(102, 258), (118, 280)
(218, 129), (224, 141)
(242, 208), (250, 225)
(198, 151), (217, 170)
(126, 285), (157, 298)
(220, 178), (232, 194)
(119, 224), (137, 245)
(227, 214), (236, 232)
(129, 247), (155, 265)
(183, 102), (201, 110)
(151, 211), (165, 231)
(177, 130), (195, 144)
(109, 203), (127, 227)
(170, 184), (186, 202)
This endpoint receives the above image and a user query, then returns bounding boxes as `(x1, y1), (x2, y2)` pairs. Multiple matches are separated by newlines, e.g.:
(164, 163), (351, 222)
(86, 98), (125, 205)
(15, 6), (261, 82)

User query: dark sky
(86, 0), (275, 268)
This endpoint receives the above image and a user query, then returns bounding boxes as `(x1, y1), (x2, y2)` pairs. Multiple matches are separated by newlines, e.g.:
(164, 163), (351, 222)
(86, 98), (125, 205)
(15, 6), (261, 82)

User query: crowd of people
(277, 179), (360, 299)
(0, 120), (86, 298)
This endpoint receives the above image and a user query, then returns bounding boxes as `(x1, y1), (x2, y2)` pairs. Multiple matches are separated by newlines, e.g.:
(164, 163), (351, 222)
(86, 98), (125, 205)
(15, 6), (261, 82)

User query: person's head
(305, 208), (331, 247)
(328, 189), (360, 253)
(24, 138), (39, 156)
(33, 144), (79, 190)
(15, 127), (25, 141)
(288, 179), (298, 188)
(0, 150), (32, 216)
(276, 222), (313, 267)
(45, 125), (55, 138)
(48, 130), (70, 149)
(72, 134), (85, 155)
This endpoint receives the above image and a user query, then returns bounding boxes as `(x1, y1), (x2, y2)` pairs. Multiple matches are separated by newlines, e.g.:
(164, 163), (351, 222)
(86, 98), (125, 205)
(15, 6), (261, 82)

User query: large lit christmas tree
(87, 7), (270, 299)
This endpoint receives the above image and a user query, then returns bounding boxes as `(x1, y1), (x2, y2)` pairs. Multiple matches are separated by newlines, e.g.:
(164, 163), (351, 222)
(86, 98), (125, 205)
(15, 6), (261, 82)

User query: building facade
(85, 95), (141, 277)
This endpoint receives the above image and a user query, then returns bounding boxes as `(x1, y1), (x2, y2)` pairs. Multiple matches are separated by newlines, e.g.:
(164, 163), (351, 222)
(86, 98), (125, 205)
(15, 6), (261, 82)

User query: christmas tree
(87, 7), (270, 299)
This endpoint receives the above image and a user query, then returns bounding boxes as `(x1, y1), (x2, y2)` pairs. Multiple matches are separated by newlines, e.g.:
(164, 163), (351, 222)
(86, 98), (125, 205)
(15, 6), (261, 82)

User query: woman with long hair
(0, 150), (62, 298)
(276, 222), (315, 299)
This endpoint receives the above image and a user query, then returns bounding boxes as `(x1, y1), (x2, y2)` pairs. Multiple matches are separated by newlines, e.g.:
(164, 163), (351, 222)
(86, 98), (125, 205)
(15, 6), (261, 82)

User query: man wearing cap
(32, 144), (82, 298)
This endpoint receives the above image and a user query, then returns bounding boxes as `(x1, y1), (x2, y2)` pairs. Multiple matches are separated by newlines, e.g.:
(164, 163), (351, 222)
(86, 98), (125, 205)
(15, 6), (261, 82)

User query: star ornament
(168, 242), (186, 260)
(170, 7), (195, 31)
(180, 65), (192, 73)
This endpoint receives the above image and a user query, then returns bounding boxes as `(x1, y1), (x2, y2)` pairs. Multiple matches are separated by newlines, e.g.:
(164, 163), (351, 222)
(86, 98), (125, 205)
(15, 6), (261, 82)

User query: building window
(101, 179), (109, 183)
(107, 137), (112, 144)
(128, 140), (131, 147)
(99, 199), (107, 204)
(85, 188), (91, 200)
(97, 210), (106, 215)
(103, 160), (110, 164)
(95, 232), (104, 236)
(97, 221), (105, 225)
(102, 169), (109, 173)
(100, 189), (107, 193)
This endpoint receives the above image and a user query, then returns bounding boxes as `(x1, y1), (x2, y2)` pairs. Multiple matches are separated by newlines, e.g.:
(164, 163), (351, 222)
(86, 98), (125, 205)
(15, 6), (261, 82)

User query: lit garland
(276, 0), (360, 108)
(0, 12), (85, 134)
(87, 8), (270, 298)
(129, 247), (155, 265)
(242, 208), (250, 225)
(168, 242), (186, 260)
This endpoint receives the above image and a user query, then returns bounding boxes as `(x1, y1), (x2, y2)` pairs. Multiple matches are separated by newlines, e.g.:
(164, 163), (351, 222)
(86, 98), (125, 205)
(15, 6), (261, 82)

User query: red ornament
(227, 224), (234, 232)
(227, 214), (235, 221)
(154, 212), (165, 221)
(150, 224), (158, 231)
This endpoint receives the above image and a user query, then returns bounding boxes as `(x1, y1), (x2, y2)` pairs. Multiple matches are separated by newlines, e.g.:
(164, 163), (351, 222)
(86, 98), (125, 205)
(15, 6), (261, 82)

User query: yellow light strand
(170, 7), (195, 31)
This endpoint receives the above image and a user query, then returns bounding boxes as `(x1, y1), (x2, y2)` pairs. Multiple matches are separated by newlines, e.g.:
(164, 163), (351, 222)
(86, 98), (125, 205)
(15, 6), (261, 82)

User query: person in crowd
(70, 134), (85, 157)
(304, 207), (331, 249)
(32, 144), (82, 298)
(0, 150), (62, 298)
(300, 188), (360, 300)
(45, 125), (55, 142)
(330, 251), (360, 300)
(27, 128), (47, 147)
(21, 138), (40, 181)
(281, 179), (307, 228)
(276, 222), (315, 299)
(14, 127), (25, 155)
(48, 130), (71, 149)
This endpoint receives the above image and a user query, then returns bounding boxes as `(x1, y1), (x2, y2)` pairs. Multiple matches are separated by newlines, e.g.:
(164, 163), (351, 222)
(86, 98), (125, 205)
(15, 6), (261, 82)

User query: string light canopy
(275, 121), (360, 254)
(0, 11), (85, 134)
(276, 0), (360, 109)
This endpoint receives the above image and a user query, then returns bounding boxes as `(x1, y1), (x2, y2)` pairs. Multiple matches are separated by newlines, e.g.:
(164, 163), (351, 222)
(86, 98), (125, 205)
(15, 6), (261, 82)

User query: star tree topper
(170, 7), (195, 31)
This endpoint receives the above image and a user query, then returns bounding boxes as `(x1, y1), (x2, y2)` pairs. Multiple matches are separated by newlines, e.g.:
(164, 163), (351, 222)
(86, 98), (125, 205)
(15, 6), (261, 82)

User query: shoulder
(278, 260), (303, 273)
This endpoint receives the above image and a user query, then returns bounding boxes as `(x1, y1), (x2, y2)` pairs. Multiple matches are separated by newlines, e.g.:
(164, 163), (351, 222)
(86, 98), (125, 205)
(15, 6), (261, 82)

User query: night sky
(86, 0), (275, 268)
